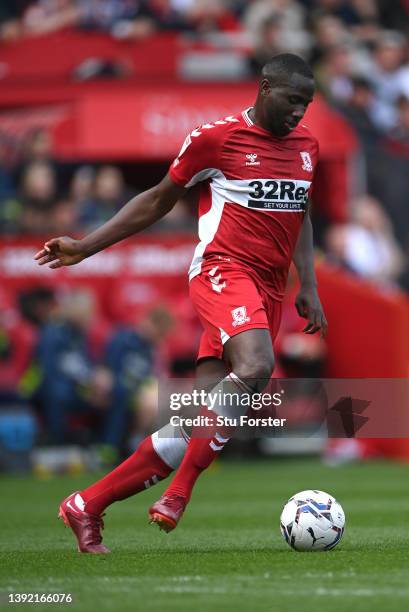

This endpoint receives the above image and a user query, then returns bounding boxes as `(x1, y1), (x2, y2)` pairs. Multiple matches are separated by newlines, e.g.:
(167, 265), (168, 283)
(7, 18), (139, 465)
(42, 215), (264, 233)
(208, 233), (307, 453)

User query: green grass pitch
(1, 458), (409, 612)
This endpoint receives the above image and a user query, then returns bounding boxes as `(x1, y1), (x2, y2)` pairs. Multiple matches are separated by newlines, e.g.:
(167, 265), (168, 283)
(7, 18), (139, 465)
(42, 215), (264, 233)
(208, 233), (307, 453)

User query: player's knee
(234, 357), (274, 388)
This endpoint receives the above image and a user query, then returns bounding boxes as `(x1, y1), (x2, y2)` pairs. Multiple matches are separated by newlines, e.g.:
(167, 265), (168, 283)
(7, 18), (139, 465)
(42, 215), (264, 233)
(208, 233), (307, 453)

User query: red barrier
(0, 31), (180, 82)
(0, 86), (356, 161)
(0, 235), (195, 316)
(316, 264), (409, 458)
(316, 264), (409, 377)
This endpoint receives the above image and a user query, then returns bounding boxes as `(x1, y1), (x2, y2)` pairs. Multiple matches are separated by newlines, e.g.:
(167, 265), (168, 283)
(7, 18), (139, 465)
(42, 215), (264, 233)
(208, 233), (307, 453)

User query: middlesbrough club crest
(231, 306), (250, 327)
(300, 151), (313, 172)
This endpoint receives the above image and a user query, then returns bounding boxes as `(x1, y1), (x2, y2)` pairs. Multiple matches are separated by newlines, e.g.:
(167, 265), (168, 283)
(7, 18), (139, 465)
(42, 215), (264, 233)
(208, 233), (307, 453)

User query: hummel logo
(209, 266), (226, 293)
(245, 153), (260, 166)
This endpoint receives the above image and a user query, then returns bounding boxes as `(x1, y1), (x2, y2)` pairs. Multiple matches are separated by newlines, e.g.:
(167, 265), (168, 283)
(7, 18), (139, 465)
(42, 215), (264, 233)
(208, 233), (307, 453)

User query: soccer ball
(280, 489), (345, 552)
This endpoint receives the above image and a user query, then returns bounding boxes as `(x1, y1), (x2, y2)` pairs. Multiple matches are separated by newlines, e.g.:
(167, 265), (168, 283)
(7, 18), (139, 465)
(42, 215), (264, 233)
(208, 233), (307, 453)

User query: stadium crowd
(0, 2), (407, 45)
(0, 0), (408, 459)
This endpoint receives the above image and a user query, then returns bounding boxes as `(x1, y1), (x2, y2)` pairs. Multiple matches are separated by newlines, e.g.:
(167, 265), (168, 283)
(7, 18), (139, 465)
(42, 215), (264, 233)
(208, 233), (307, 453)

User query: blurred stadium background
(0, 0), (409, 475)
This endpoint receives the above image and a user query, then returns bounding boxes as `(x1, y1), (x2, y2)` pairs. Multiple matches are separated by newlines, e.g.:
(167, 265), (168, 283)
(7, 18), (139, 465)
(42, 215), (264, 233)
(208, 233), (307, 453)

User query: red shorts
(189, 265), (282, 362)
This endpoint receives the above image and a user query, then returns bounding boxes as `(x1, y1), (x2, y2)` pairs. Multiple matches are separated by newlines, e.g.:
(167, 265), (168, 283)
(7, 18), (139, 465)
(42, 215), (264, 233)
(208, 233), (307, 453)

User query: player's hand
(34, 236), (85, 269)
(295, 287), (328, 338)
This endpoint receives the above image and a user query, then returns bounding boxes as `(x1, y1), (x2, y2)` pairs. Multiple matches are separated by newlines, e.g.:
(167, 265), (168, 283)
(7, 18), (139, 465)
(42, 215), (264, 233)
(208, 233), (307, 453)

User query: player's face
(260, 73), (315, 137)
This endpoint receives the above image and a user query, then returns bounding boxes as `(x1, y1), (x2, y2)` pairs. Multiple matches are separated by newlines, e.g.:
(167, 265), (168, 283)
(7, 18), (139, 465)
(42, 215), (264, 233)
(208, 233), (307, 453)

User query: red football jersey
(169, 108), (319, 301)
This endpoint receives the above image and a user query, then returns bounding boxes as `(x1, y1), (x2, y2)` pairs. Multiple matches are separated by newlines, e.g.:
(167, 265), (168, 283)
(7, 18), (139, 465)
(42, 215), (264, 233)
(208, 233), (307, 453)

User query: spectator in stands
(314, 43), (355, 102)
(67, 165), (95, 227)
(152, 185), (197, 233)
(376, 0), (409, 34)
(18, 286), (57, 329)
(70, 166), (95, 204)
(13, 128), (61, 194)
(335, 76), (387, 200)
(0, 137), (21, 234)
(35, 289), (113, 445)
(183, 0), (241, 34)
(78, 0), (156, 40)
(244, 0), (310, 56)
(0, 1), (35, 41)
(367, 30), (409, 131)
(312, 0), (379, 42)
(384, 94), (409, 159)
(102, 306), (173, 452)
(18, 161), (57, 233)
(0, 287), (36, 400)
(51, 198), (79, 235)
(23, 0), (80, 36)
(338, 0), (379, 43)
(146, 0), (193, 31)
(3, 0), (209, 40)
(0, 132), (22, 235)
(325, 195), (404, 286)
(78, 0), (194, 39)
(0, 286), (56, 407)
(248, 15), (283, 76)
(379, 94), (409, 250)
(0, 155), (15, 200)
(336, 76), (379, 147)
(17, 127), (53, 165)
(78, 165), (135, 231)
(0, 0), (20, 42)
(308, 12), (352, 66)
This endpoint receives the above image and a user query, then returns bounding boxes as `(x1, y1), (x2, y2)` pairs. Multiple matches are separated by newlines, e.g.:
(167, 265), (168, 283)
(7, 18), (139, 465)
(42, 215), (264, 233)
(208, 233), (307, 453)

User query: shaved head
(262, 53), (314, 85)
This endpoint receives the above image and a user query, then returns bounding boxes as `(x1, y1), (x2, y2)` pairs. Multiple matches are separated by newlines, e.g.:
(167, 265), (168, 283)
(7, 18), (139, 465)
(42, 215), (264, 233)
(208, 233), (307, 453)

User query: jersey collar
(242, 107), (254, 127)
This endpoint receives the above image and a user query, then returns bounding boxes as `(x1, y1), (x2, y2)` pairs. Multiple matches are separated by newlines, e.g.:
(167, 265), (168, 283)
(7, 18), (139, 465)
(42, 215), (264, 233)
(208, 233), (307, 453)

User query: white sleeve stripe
(184, 167), (221, 189)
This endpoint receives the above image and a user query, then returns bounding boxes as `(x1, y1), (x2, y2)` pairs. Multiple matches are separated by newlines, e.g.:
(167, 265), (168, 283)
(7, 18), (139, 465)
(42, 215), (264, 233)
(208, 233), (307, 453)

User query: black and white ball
(280, 490), (345, 552)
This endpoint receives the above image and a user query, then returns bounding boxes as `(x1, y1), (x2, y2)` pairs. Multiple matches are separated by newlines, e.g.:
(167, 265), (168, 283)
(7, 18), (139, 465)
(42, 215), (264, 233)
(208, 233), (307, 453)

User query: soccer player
(35, 53), (327, 553)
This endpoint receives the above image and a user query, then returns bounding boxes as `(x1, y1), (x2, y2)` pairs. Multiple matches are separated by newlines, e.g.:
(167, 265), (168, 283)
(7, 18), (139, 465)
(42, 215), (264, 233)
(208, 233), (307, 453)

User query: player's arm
(292, 209), (328, 337)
(34, 174), (185, 268)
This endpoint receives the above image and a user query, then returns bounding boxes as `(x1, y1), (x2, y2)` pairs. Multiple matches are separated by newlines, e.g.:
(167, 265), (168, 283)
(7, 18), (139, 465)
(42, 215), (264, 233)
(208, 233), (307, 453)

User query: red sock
(163, 372), (254, 501)
(163, 429), (230, 502)
(81, 437), (173, 515)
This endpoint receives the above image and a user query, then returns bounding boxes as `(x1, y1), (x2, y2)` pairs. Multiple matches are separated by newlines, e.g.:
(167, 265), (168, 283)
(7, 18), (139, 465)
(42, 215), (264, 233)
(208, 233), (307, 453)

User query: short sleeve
(169, 126), (222, 189)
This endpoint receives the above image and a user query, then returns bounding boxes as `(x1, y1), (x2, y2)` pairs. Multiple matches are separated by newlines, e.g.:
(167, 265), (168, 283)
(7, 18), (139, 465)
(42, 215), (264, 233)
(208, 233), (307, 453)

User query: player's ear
(260, 78), (272, 97)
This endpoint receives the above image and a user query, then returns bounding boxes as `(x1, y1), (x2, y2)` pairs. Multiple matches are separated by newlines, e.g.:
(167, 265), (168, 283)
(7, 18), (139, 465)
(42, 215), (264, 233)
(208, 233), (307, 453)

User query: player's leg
(149, 327), (274, 531)
(58, 357), (227, 553)
(76, 357), (226, 511)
